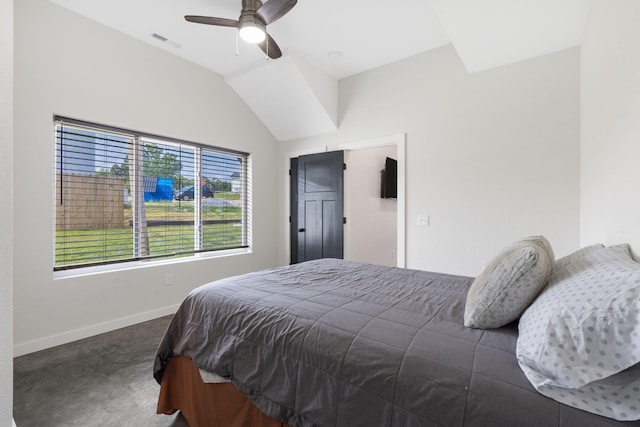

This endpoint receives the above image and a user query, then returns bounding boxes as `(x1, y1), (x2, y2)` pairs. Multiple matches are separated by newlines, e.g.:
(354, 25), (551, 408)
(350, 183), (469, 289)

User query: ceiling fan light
(239, 25), (266, 43)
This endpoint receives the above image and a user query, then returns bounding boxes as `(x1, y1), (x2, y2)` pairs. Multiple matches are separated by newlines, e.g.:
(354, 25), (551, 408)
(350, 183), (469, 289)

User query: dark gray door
(291, 151), (344, 264)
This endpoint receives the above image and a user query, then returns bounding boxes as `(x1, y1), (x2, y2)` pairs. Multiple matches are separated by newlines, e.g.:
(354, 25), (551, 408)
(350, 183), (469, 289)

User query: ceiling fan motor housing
(239, 0), (266, 38)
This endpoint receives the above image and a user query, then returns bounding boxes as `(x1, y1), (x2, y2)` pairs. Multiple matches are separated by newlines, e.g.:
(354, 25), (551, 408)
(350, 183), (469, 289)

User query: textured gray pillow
(464, 236), (554, 329)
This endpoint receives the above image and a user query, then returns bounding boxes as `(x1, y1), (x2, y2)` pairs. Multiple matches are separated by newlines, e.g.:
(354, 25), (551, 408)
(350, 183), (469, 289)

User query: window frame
(53, 115), (251, 275)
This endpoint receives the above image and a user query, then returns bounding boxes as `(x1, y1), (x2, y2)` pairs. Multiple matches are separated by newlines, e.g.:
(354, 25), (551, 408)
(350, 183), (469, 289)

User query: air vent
(151, 33), (181, 48)
(151, 33), (168, 42)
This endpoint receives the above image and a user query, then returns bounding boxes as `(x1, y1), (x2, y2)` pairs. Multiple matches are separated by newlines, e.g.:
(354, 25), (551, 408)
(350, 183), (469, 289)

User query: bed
(154, 239), (640, 426)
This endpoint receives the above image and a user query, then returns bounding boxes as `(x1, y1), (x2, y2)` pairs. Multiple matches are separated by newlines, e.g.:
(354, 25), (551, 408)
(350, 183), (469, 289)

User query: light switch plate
(417, 214), (430, 226)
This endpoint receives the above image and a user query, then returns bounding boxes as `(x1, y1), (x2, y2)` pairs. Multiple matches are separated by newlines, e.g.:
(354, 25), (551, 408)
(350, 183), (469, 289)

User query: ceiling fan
(185, 0), (297, 60)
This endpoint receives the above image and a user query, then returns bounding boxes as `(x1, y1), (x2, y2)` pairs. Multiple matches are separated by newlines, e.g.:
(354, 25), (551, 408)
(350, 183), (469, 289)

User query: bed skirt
(157, 356), (292, 427)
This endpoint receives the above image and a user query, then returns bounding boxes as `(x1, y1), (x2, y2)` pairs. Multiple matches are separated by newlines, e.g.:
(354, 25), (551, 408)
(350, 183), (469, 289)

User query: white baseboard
(13, 304), (179, 357)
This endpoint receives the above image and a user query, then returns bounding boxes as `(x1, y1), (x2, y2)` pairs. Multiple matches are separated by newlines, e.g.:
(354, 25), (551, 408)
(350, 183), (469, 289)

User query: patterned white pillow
(550, 243), (603, 276)
(517, 244), (640, 421)
(464, 236), (554, 329)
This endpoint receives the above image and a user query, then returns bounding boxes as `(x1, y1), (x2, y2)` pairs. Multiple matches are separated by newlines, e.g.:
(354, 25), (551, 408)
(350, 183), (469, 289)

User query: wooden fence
(55, 173), (126, 231)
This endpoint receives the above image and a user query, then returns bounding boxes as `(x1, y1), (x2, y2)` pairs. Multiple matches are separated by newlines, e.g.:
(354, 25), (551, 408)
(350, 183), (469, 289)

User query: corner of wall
(0, 0), (14, 424)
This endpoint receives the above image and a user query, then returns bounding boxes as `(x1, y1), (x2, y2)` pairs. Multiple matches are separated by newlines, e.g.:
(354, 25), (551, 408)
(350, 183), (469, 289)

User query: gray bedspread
(154, 259), (639, 427)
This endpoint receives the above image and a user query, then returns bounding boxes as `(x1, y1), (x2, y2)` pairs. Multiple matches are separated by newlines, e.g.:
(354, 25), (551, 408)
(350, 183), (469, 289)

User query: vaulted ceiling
(48, 0), (592, 141)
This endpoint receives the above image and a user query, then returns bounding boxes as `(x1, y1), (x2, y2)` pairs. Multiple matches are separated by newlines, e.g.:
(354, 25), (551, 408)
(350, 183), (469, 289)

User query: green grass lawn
(56, 200), (245, 268)
(130, 200), (241, 222)
(56, 222), (243, 268)
(214, 192), (240, 200)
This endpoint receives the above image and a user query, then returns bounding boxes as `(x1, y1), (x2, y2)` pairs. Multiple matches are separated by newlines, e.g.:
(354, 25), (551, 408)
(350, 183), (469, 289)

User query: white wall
(581, 0), (640, 253)
(344, 146), (397, 266)
(0, 0), (13, 422)
(279, 45), (581, 276)
(13, 0), (280, 355)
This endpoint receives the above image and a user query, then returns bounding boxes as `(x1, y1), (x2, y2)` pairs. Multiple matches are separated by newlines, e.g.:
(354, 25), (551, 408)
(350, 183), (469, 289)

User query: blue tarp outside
(144, 177), (173, 202)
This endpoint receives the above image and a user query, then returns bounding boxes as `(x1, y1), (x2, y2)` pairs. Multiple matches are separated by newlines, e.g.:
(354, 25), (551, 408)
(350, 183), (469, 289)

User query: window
(54, 116), (250, 271)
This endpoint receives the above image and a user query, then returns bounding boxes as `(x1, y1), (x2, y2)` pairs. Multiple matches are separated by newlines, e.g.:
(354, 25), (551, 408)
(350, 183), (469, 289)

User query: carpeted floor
(13, 315), (189, 427)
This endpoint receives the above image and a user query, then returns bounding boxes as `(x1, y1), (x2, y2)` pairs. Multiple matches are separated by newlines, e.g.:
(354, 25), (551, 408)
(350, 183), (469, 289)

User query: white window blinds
(54, 116), (250, 271)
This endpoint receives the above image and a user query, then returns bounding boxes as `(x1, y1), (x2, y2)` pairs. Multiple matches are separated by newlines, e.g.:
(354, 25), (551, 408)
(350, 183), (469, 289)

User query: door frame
(283, 133), (406, 267)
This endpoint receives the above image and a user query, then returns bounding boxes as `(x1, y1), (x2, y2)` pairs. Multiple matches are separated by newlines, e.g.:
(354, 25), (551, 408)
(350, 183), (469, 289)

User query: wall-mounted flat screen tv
(380, 157), (397, 199)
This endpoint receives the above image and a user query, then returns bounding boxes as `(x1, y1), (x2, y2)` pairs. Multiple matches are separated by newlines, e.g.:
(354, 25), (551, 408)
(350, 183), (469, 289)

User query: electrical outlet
(165, 274), (173, 286)
(417, 214), (430, 227)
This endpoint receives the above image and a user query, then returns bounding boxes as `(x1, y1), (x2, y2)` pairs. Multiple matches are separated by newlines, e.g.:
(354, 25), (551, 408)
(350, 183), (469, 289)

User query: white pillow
(550, 243), (603, 279)
(464, 236), (554, 329)
(517, 244), (640, 421)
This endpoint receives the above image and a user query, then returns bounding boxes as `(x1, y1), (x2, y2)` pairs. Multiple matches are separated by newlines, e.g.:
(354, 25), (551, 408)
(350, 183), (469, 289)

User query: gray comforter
(154, 259), (639, 427)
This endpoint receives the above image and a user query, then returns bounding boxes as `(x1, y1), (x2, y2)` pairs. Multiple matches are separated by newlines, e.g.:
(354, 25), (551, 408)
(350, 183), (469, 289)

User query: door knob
(298, 228), (306, 232)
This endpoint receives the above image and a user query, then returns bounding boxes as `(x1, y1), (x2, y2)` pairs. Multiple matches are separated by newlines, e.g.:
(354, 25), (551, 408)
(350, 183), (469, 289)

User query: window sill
(53, 247), (251, 280)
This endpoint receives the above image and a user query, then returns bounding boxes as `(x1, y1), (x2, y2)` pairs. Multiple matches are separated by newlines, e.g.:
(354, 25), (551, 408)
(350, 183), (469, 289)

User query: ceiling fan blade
(184, 16), (239, 27)
(258, 33), (282, 59)
(255, 0), (297, 25)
